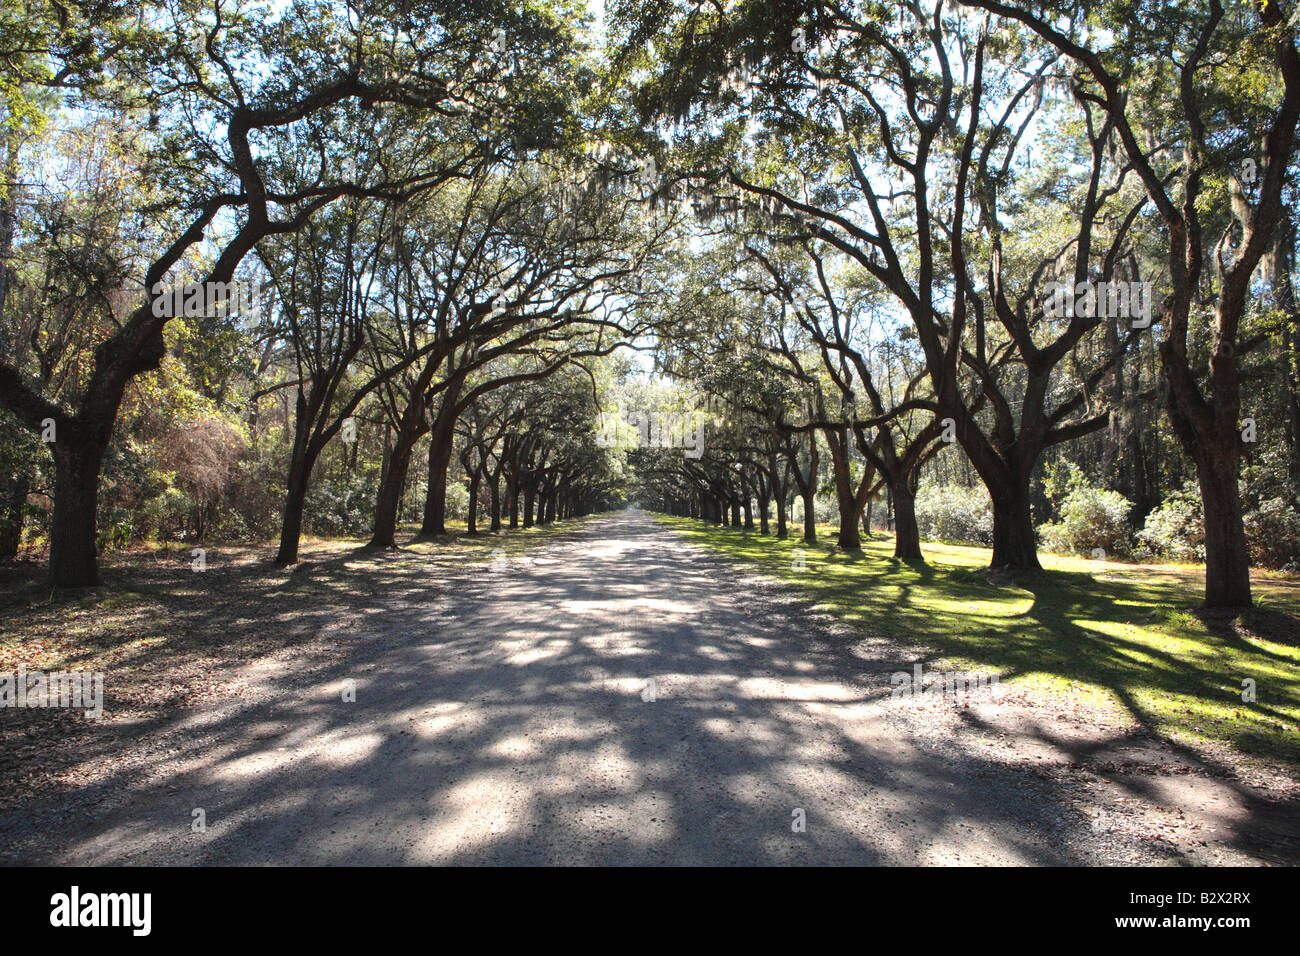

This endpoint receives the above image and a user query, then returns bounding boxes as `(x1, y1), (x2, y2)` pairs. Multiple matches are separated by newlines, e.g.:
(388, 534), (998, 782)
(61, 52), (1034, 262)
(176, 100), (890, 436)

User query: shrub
(444, 480), (470, 523)
(790, 494), (835, 526)
(1136, 486), (1204, 562)
(1243, 497), (1300, 570)
(1037, 484), (1135, 557)
(1037, 461), (1134, 557)
(915, 484), (993, 545)
(305, 468), (384, 537)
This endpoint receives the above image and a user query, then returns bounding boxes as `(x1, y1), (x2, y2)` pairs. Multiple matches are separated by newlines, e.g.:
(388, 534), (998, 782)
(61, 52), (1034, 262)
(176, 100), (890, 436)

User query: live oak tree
(257, 198), (424, 566)
(0, 0), (534, 585)
(0, 112), (155, 556)
(360, 155), (661, 547)
(623, 0), (1161, 573)
(745, 243), (945, 558)
(956, 0), (1300, 605)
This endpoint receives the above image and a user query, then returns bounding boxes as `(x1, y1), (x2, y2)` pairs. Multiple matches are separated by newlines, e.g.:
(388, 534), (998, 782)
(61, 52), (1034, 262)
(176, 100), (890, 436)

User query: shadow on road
(0, 512), (1262, 865)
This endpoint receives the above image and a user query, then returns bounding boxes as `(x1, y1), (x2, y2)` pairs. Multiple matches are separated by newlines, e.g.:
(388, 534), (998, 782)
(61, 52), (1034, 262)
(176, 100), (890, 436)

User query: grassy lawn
(657, 514), (1300, 771)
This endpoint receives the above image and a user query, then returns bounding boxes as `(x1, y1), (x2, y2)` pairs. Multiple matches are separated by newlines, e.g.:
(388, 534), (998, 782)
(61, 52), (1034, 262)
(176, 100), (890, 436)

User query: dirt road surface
(3, 511), (1292, 865)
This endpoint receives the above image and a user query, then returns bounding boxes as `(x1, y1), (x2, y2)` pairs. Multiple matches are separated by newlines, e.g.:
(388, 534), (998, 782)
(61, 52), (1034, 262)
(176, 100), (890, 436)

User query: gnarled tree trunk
(275, 460), (312, 566)
(49, 437), (106, 587)
(891, 476), (922, 561)
(369, 408), (425, 549)
(1195, 437), (1251, 607)
(989, 481), (1041, 571)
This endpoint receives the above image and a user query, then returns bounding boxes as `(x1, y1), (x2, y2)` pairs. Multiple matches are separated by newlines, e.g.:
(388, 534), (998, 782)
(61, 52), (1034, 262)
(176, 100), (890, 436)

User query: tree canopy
(1, 0), (1297, 609)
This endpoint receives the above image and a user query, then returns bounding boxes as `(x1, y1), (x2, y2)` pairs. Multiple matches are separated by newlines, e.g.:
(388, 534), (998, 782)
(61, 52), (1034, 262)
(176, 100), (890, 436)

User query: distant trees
(603, 0), (1299, 605)
(0, 0), (1295, 612)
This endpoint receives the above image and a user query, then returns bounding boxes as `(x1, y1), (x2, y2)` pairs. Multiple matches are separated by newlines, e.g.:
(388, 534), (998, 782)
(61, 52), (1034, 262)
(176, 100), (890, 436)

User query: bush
(915, 484), (993, 545)
(1136, 486), (1204, 562)
(789, 494), (835, 526)
(134, 486), (191, 543)
(1244, 497), (1300, 570)
(1134, 487), (1299, 570)
(305, 468), (384, 538)
(1243, 445), (1300, 570)
(1036, 460), (1134, 557)
(227, 439), (287, 541)
(1037, 484), (1135, 557)
(444, 479), (470, 523)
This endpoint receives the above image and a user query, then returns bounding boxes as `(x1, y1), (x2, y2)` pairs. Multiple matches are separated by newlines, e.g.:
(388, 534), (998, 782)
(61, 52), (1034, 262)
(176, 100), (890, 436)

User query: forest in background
(0, 0), (1297, 611)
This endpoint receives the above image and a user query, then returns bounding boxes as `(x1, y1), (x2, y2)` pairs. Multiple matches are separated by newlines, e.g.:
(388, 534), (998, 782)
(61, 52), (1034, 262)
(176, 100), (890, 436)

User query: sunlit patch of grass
(658, 515), (1300, 769)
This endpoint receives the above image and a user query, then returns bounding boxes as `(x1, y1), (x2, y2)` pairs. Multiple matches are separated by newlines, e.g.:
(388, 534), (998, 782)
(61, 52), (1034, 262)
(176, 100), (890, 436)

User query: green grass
(657, 514), (1300, 770)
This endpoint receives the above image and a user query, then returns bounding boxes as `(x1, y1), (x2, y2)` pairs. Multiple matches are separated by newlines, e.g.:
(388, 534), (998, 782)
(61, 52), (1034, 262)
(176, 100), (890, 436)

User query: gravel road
(3, 510), (1284, 865)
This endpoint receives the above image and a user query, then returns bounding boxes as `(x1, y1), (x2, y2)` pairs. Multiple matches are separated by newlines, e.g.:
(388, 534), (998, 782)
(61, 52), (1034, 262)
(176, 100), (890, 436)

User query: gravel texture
(2, 510), (1293, 865)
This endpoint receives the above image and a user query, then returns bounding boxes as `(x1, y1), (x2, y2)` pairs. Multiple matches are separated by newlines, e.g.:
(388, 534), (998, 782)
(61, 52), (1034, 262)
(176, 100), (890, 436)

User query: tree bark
(275, 389), (325, 566)
(489, 468), (502, 531)
(369, 416), (423, 549)
(1197, 445), (1252, 607)
(824, 426), (869, 551)
(793, 433), (819, 544)
(466, 467), (481, 534)
(989, 480), (1041, 571)
(275, 463), (311, 566)
(50, 439), (105, 587)
(891, 477), (923, 561)
(420, 420), (455, 536)
(419, 382), (463, 538)
(801, 486), (816, 543)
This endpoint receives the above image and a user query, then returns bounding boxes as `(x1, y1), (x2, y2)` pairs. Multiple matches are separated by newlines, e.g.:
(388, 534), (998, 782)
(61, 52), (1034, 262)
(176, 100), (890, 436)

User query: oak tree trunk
(891, 479), (923, 561)
(989, 482), (1042, 571)
(275, 462), (311, 566)
(1197, 450), (1252, 607)
(50, 439), (105, 587)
